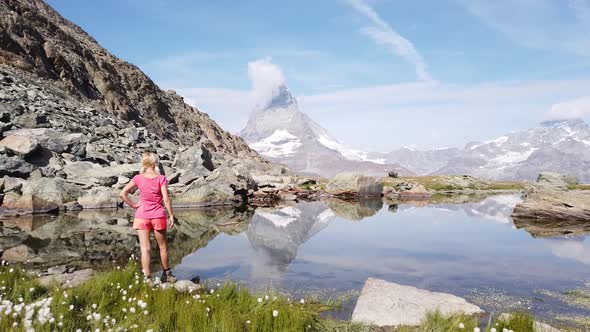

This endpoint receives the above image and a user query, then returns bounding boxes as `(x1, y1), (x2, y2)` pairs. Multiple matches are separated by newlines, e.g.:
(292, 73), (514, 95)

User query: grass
(0, 265), (568, 332)
(567, 184), (590, 190)
(382, 176), (525, 192)
(0, 263), (320, 332)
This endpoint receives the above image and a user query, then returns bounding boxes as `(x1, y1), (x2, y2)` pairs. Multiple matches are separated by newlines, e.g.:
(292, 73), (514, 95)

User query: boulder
(1, 177), (83, 213)
(63, 161), (140, 186)
(326, 173), (383, 198)
(173, 145), (213, 184)
(13, 113), (46, 128)
(176, 163), (256, 206)
(0, 135), (39, 157)
(173, 280), (201, 292)
(78, 187), (120, 209)
(0, 156), (35, 178)
(1, 244), (35, 262)
(37, 269), (94, 288)
(4, 128), (87, 156)
(351, 278), (483, 327)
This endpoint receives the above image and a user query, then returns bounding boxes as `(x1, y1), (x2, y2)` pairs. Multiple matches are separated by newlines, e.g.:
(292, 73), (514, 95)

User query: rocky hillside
(0, 0), (319, 215)
(0, 0), (260, 157)
(239, 85), (412, 178)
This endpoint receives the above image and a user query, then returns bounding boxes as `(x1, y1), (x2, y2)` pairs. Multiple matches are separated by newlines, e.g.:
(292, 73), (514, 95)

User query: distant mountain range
(239, 84), (590, 181)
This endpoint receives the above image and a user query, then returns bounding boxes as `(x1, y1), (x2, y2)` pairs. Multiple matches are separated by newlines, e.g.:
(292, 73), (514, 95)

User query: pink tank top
(132, 174), (168, 219)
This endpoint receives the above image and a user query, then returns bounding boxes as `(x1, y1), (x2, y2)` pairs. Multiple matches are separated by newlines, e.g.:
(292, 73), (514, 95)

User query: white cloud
(547, 238), (590, 265)
(247, 58), (287, 110)
(546, 96), (590, 120)
(462, 0), (590, 56)
(347, 0), (432, 81)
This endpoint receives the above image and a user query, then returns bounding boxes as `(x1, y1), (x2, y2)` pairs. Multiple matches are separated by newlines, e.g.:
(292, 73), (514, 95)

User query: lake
(1, 194), (589, 327)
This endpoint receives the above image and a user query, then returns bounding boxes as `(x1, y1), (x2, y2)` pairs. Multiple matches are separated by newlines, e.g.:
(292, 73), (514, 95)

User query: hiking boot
(161, 269), (177, 283)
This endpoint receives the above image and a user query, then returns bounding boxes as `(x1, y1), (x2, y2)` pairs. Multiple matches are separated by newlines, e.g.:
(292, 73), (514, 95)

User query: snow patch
(317, 135), (385, 164)
(489, 148), (537, 165)
(257, 212), (296, 227)
(250, 130), (302, 158)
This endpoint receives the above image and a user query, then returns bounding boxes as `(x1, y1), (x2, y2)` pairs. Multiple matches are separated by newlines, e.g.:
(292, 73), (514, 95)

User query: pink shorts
(133, 218), (167, 231)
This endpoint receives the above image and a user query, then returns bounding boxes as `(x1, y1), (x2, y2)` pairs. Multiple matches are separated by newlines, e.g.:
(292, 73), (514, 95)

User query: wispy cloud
(462, 0), (590, 56)
(346, 0), (432, 81)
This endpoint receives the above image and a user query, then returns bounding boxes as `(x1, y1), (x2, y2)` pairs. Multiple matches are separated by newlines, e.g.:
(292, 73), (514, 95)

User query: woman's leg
(136, 229), (152, 276)
(154, 229), (169, 270)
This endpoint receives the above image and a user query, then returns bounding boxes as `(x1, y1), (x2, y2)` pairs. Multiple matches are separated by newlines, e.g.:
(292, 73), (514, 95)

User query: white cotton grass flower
(490, 328), (497, 332)
(9, 268), (13, 273)
(257, 297), (262, 303)
(300, 299), (305, 304)
(143, 310), (148, 315)
(130, 307), (136, 313)
(474, 328), (481, 332)
(272, 310), (279, 317)
(246, 320), (251, 324)
(93, 312), (101, 321)
(459, 322), (465, 329)
(92, 303), (97, 309)
(264, 295), (269, 300)
(206, 307), (210, 312)
(210, 289), (214, 294)
(86, 314), (92, 321)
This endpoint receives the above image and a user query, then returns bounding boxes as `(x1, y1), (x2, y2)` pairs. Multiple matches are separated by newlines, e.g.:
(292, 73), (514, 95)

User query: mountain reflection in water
(2, 194), (590, 322)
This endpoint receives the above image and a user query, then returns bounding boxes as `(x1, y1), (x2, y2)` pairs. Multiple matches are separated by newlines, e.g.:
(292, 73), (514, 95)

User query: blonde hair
(140, 151), (160, 174)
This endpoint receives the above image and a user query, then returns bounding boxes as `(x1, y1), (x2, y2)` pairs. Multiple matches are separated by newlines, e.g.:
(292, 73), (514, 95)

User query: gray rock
(47, 265), (67, 275)
(0, 156), (35, 178)
(177, 162), (256, 206)
(13, 112), (46, 128)
(173, 145), (213, 182)
(78, 187), (120, 209)
(351, 278), (483, 327)
(173, 280), (201, 292)
(1, 177), (82, 213)
(0, 135), (39, 157)
(4, 128), (87, 156)
(326, 173), (383, 198)
(63, 162), (139, 186)
(37, 269), (94, 288)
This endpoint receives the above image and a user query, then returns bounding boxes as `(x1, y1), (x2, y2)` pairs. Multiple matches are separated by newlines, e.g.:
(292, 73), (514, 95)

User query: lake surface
(1, 195), (589, 326)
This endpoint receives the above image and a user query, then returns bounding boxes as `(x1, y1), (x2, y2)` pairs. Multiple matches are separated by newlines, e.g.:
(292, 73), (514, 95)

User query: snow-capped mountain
(239, 85), (412, 178)
(385, 119), (590, 182)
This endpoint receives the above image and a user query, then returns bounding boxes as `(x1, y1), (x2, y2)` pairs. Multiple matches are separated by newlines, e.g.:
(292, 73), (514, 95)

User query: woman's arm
(161, 183), (174, 228)
(119, 181), (139, 209)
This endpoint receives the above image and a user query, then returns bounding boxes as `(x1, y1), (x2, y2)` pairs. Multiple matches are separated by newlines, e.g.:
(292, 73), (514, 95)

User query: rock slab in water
(512, 187), (590, 222)
(326, 173), (383, 198)
(351, 278), (483, 327)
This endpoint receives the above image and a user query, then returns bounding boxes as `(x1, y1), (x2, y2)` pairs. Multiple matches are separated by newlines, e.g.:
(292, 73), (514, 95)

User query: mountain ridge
(239, 84), (413, 178)
(0, 0), (261, 160)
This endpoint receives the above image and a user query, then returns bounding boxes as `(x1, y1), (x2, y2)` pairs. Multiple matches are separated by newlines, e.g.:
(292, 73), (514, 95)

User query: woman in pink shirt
(119, 151), (176, 284)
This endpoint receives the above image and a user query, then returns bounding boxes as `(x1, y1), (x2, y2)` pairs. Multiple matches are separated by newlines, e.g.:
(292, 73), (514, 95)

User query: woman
(119, 151), (177, 284)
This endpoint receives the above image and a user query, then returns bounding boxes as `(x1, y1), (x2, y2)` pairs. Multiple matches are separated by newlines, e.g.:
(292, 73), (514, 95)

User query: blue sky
(47, 0), (590, 150)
